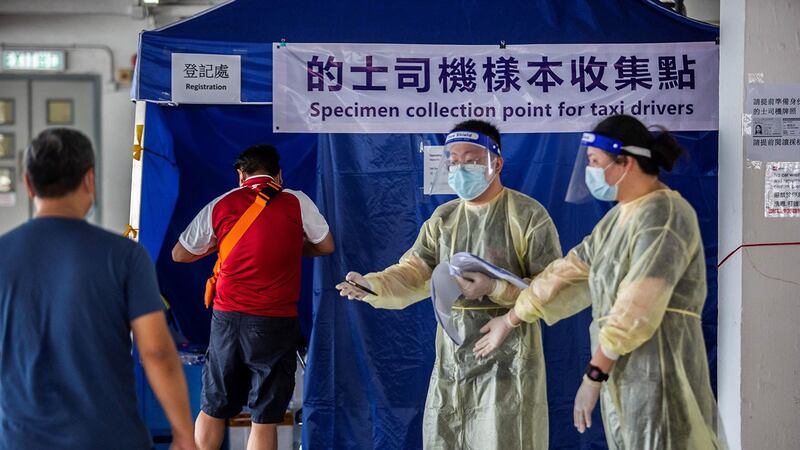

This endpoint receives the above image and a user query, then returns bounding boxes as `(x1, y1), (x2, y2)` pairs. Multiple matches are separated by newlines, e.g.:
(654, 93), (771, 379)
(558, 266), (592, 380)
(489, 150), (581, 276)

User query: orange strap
(204, 179), (282, 308)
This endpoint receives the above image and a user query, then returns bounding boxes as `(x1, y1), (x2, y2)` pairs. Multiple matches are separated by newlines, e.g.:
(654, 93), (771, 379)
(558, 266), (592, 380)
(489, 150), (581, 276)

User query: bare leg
(247, 422), (278, 450)
(195, 411), (226, 450)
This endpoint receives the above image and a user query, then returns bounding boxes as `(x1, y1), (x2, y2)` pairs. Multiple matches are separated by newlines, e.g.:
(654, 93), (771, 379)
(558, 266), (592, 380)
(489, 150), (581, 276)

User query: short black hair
(25, 128), (95, 198)
(234, 144), (280, 176)
(450, 120), (502, 152)
(592, 115), (684, 175)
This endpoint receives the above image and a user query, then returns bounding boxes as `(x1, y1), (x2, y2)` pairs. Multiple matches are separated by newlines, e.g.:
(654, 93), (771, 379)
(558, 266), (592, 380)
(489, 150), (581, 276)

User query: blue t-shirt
(0, 218), (164, 450)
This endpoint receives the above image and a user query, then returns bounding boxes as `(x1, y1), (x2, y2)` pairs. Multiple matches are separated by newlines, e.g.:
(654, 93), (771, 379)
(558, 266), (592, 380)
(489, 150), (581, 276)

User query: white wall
(718, 0), (800, 449)
(0, 13), (153, 232)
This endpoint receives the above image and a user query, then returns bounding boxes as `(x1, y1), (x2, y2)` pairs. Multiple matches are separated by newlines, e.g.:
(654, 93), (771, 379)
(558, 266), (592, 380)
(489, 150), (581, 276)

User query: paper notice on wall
(765, 162), (800, 218)
(746, 83), (800, 161)
(423, 146), (455, 195)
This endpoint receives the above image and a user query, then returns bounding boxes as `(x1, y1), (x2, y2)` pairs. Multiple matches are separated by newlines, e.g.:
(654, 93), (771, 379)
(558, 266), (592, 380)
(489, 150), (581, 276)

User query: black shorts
(201, 310), (299, 424)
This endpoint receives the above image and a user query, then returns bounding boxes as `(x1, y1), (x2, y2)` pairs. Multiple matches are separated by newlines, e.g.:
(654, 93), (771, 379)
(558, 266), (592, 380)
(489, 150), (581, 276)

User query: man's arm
(172, 241), (217, 263)
(303, 232), (335, 257)
(173, 199), (218, 263)
(132, 311), (196, 449)
(293, 190), (334, 257)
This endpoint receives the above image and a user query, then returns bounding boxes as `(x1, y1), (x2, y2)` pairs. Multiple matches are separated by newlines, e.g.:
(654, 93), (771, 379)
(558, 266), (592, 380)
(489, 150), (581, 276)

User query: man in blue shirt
(0, 128), (195, 450)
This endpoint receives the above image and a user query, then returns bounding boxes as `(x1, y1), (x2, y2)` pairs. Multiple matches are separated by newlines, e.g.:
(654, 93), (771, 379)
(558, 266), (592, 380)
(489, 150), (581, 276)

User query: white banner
(171, 53), (241, 104)
(272, 42), (718, 133)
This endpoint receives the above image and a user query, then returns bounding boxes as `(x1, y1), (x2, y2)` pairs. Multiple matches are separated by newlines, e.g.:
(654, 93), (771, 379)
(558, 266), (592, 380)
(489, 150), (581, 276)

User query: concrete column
(718, 1), (800, 449)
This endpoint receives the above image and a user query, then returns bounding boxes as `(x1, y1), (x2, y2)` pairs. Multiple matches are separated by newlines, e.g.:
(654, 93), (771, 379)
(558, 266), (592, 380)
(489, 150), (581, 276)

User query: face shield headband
(444, 131), (501, 157)
(580, 132), (652, 159)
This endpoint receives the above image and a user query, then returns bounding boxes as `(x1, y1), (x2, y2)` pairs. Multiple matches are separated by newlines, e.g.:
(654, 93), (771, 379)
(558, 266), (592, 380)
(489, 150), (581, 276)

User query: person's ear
(84, 168), (95, 194)
(237, 169), (246, 185)
(495, 156), (504, 174)
(23, 173), (35, 199)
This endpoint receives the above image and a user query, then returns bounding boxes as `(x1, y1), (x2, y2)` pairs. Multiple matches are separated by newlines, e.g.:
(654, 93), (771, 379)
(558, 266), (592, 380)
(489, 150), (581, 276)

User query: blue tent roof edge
(132, 0), (719, 103)
(142, 0), (718, 43)
(149, 0), (237, 34)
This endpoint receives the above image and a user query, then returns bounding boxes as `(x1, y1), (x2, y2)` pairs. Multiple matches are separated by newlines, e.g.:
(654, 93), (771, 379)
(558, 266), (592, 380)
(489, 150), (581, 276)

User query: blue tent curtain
(304, 131), (717, 449)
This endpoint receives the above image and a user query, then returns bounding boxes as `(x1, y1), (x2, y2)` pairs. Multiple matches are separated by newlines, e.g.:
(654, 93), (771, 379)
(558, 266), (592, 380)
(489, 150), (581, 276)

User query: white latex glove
(473, 313), (518, 357)
(335, 272), (373, 300)
(574, 375), (602, 433)
(455, 271), (497, 300)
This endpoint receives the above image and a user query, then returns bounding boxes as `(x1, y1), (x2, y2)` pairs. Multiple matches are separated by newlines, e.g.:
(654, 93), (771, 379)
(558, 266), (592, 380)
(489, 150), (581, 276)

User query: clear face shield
(566, 133), (623, 204)
(565, 132), (652, 203)
(427, 131), (501, 200)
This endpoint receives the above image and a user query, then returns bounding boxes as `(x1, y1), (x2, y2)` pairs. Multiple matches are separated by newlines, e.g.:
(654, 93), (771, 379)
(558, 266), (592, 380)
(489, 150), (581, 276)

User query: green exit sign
(2, 50), (66, 72)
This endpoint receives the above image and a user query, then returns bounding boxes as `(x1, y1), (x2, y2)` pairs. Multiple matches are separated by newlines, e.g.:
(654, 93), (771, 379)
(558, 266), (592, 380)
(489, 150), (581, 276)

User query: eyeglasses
(446, 161), (487, 172)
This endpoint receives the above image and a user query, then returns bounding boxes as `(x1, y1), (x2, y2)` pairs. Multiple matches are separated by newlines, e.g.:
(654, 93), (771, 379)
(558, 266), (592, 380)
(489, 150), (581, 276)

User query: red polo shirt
(179, 176), (329, 317)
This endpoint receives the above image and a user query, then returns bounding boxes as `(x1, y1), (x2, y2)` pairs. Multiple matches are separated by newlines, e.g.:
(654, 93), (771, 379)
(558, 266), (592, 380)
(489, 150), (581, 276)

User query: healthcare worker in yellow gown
(336, 120), (561, 450)
(475, 115), (723, 450)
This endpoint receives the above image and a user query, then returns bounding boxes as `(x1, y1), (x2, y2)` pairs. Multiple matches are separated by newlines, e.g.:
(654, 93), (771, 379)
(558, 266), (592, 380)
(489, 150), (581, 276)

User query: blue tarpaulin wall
(134, 1), (719, 449)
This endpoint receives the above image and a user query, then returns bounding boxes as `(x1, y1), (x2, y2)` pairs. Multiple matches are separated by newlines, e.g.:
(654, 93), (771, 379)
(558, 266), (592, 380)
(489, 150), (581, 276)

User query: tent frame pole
(127, 101), (146, 242)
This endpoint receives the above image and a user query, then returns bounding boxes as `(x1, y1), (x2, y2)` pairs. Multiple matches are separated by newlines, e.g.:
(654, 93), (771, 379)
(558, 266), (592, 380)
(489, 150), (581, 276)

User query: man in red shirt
(172, 144), (334, 450)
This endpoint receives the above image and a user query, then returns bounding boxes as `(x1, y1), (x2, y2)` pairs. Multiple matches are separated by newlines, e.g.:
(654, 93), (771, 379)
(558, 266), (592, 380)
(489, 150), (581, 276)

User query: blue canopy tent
(132, 1), (719, 448)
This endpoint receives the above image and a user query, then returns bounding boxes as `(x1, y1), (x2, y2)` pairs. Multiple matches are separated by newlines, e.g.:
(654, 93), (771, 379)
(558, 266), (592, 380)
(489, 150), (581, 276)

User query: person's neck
(617, 173), (664, 204)
(466, 180), (504, 206)
(244, 173), (272, 181)
(34, 195), (88, 220)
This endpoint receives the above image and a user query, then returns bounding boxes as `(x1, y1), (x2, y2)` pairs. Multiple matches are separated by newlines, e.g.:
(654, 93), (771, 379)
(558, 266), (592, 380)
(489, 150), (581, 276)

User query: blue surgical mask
(448, 165), (490, 200)
(585, 164), (619, 201)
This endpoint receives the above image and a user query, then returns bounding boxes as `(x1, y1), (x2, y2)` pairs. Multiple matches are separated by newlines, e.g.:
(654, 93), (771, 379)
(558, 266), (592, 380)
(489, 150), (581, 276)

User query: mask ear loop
(608, 155), (630, 187)
(613, 167), (630, 187)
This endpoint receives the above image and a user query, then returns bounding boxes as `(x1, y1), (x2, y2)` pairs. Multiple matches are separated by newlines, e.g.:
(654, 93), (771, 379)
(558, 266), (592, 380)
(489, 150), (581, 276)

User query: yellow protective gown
(514, 189), (722, 450)
(360, 188), (561, 450)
